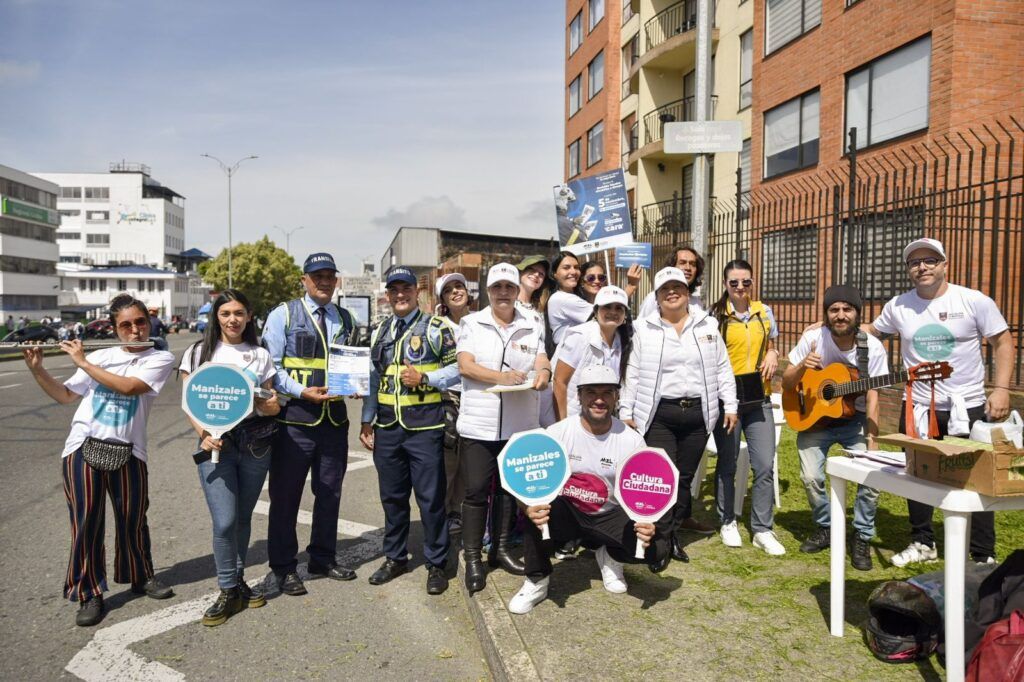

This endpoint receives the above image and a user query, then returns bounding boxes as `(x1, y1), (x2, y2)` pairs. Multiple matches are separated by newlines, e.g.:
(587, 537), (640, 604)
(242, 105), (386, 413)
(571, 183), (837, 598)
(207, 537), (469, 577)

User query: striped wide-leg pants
(62, 448), (155, 602)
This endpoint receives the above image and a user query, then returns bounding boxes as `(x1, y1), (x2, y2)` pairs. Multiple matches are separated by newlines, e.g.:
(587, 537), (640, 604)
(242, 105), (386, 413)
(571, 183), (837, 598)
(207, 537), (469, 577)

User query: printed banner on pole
(614, 447), (679, 558)
(182, 363), (255, 464)
(614, 242), (653, 268)
(553, 168), (634, 256)
(498, 429), (571, 540)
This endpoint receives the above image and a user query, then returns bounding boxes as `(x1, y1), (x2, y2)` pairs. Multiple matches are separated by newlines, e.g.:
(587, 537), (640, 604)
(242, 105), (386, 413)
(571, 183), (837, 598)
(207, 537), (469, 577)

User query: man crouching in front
(508, 365), (671, 614)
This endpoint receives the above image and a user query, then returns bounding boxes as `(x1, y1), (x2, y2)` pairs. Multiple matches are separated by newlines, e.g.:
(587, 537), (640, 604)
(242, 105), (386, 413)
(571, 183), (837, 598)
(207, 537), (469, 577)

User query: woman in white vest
(620, 267), (738, 563)
(456, 263), (551, 593)
(515, 255), (557, 427)
(436, 273), (472, 535)
(552, 285), (632, 418)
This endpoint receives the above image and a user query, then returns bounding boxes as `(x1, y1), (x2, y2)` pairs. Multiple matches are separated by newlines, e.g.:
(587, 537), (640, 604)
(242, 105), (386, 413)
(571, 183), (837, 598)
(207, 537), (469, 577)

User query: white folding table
(825, 456), (1024, 682)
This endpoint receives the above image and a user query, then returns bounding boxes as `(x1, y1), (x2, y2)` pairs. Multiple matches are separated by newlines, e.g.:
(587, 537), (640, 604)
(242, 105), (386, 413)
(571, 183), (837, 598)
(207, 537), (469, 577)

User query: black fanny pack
(82, 436), (133, 471)
(734, 372), (767, 411)
(193, 417), (278, 465)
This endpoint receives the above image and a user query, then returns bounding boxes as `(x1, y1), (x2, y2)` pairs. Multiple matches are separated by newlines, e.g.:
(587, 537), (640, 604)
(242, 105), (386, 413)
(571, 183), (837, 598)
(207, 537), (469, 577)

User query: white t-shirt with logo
(62, 347), (176, 461)
(179, 341), (277, 418)
(546, 291), (593, 346)
(788, 327), (889, 413)
(872, 283), (1008, 409)
(547, 416), (645, 515)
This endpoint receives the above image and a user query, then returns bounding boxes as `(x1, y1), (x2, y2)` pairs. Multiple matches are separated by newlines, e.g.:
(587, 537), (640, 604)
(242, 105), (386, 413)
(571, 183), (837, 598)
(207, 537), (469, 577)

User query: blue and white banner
(553, 168), (634, 256)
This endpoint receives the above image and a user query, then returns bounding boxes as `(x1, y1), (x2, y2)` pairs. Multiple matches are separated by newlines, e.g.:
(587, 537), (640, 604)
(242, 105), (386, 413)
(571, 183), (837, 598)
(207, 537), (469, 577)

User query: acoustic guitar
(782, 361), (952, 432)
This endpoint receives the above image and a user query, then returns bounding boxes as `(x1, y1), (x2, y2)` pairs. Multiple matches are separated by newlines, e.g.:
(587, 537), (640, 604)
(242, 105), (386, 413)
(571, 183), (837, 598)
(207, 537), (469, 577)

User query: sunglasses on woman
(727, 278), (753, 288)
(584, 273), (608, 284)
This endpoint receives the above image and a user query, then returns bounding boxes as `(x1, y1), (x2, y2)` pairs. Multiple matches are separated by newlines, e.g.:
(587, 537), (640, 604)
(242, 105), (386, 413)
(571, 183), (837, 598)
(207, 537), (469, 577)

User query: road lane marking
(0, 383), (22, 389)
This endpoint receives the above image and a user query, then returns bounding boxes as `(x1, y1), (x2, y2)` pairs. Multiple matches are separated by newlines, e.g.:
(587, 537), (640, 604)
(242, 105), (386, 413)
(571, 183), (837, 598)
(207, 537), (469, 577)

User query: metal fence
(649, 118), (1024, 387)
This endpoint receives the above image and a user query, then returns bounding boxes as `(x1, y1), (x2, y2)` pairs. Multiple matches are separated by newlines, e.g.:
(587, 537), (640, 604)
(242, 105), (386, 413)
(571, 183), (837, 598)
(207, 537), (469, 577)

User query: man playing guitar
(782, 285), (888, 571)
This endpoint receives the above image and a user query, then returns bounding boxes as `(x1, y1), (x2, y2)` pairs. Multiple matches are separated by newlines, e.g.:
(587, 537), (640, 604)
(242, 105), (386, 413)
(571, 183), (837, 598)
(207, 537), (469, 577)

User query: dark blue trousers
(268, 421), (348, 575)
(373, 425), (449, 567)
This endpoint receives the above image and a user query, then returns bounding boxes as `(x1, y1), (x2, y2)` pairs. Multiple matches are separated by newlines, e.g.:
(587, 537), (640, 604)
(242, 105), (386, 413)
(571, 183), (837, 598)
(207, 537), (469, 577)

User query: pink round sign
(614, 448), (679, 523)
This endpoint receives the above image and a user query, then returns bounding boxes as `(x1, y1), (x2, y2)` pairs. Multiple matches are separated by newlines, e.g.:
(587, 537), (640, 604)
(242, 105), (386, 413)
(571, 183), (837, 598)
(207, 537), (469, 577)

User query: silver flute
(0, 340), (156, 350)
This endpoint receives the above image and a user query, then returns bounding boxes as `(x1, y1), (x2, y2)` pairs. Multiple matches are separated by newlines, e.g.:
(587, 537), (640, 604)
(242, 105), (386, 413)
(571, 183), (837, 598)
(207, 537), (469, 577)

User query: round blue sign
(498, 430), (570, 505)
(182, 363), (254, 435)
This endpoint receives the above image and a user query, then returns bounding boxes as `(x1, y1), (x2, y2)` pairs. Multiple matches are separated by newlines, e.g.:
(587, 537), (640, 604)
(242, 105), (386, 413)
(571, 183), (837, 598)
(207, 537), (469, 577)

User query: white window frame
(739, 30), (753, 111)
(588, 0), (605, 32)
(765, 0), (821, 55)
(763, 89), (820, 179)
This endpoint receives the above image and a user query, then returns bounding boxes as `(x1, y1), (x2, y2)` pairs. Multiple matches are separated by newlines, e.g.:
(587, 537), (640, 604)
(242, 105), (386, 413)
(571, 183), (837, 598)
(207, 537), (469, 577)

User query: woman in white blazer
(456, 263), (551, 594)
(621, 267), (738, 563)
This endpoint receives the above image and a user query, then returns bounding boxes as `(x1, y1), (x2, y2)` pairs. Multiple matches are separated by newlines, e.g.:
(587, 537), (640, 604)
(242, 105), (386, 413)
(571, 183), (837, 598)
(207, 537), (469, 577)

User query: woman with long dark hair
(708, 261), (785, 555)
(180, 289), (280, 626)
(23, 293), (176, 627)
(544, 251), (592, 346)
(436, 273), (472, 534)
(574, 260), (608, 304)
(553, 285), (633, 418)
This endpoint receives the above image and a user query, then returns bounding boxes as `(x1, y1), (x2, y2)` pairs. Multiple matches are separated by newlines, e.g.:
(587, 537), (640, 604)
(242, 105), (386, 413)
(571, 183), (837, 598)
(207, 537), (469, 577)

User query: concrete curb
(457, 556), (542, 682)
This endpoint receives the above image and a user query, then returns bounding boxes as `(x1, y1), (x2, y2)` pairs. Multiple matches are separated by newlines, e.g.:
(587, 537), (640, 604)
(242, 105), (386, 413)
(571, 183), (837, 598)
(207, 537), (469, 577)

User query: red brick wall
(565, 0), (624, 179)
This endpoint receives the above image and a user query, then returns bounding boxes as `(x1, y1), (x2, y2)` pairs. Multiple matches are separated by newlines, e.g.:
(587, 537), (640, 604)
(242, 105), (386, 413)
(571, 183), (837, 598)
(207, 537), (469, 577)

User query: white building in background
(34, 162), (186, 269)
(57, 263), (209, 320)
(0, 164), (60, 321)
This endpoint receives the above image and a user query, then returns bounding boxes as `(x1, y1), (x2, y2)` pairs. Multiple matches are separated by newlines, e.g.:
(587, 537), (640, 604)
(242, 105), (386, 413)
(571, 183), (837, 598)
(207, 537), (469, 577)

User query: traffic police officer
(263, 252), (357, 596)
(359, 266), (460, 595)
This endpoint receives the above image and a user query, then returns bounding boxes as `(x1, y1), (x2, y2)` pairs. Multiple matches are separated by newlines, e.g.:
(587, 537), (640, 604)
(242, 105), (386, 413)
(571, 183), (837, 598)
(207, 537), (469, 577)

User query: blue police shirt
(263, 293), (347, 397)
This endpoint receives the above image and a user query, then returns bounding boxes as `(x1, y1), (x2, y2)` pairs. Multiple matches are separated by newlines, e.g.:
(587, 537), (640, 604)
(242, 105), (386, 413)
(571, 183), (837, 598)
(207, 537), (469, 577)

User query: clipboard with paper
(328, 344), (370, 396)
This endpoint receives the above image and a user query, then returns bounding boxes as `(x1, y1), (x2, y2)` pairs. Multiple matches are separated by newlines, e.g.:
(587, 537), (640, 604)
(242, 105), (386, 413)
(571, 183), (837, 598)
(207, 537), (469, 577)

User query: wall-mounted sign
(1, 196), (60, 226)
(664, 121), (743, 154)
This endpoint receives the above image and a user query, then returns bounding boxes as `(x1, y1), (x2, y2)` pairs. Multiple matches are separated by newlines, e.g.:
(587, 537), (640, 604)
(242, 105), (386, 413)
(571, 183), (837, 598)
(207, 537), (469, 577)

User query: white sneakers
(720, 521), (742, 548)
(595, 546), (627, 593)
(508, 577), (550, 614)
(890, 541), (939, 567)
(752, 531), (787, 556)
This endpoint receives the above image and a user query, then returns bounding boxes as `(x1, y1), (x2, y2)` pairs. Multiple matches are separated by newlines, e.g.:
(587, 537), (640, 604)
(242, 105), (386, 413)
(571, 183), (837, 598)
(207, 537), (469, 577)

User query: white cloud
(371, 195), (467, 232)
(0, 59), (41, 84)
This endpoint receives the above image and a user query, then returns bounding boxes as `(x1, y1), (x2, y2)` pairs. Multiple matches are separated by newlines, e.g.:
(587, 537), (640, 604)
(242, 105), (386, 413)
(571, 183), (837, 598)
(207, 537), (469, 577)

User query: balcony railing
(645, 0), (696, 51)
(641, 196), (692, 236)
(642, 95), (717, 145)
(621, 122), (640, 167)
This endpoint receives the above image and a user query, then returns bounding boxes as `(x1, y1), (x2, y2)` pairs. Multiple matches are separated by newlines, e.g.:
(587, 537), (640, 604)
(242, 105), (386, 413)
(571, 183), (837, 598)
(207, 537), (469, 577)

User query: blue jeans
(796, 413), (879, 541)
(197, 440), (271, 589)
(714, 401), (776, 533)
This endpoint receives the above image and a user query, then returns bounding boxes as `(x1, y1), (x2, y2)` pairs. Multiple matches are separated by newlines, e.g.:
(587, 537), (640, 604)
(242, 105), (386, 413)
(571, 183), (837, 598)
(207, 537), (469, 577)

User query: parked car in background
(83, 320), (114, 339)
(1, 324), (59, 344)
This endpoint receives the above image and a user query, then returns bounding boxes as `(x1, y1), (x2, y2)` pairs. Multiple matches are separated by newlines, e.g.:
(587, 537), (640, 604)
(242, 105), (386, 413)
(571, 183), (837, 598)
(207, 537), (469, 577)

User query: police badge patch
(406, 335), (426, 361)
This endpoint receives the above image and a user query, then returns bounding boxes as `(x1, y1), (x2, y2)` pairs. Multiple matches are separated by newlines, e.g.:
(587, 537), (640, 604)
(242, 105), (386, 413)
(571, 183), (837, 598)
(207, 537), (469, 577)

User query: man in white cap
(508, 364), (672, 614)
(866, 237), (1014, 567)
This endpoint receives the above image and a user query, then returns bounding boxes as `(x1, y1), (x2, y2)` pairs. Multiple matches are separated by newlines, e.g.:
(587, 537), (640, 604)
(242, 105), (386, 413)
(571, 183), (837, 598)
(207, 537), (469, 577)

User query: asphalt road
(0, 334), (487, 681)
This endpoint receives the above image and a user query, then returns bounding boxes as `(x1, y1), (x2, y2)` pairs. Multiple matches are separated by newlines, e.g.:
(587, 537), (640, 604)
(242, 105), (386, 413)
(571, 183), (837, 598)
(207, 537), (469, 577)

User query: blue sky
(1, 0), (564, 272)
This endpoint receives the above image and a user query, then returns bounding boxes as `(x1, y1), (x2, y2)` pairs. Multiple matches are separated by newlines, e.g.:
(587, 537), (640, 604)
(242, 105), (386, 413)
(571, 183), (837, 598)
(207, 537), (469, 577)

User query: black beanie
(823, 284), (862, 313)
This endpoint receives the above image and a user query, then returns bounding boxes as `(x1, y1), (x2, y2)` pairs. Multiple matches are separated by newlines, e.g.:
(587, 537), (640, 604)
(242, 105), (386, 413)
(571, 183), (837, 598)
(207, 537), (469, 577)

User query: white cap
(435, 272), (467, 299)
(576, 364), (620, 388)
(902, 238), (945, 263)
(486, 262), (520, 288)
(594, 285), (628, 308)
(654, 267), (690, 292)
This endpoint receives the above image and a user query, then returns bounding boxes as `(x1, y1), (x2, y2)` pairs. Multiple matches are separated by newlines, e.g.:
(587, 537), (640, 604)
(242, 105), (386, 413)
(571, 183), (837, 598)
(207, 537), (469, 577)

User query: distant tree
(199, 236), (303, 317)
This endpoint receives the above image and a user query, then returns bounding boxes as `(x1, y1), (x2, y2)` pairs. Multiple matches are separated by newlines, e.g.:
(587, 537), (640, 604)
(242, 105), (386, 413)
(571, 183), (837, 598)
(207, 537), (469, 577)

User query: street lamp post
(274, 224), (306, 258)
(201, 153), (258, 288)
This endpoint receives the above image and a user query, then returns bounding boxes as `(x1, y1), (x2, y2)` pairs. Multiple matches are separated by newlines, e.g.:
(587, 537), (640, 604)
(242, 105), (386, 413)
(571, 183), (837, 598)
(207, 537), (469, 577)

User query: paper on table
(842, 449), (906, 467)
(485, 371), (537, 393)
(327, 345), (370, 396)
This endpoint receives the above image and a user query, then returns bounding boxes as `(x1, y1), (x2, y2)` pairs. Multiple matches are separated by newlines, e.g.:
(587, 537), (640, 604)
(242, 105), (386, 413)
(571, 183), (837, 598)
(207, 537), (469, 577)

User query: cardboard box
(878, 430), (1024, 497)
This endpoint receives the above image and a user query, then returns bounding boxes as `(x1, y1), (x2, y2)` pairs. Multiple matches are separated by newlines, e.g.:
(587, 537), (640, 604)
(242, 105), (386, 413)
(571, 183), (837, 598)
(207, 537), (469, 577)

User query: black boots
(462, 502), (488, 593)
(202, 587), (243, 627)
(488, 494), (526, 576)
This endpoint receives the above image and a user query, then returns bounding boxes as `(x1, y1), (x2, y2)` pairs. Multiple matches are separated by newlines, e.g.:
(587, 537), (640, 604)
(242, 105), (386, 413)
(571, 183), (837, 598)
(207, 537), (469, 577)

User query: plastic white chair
(694, 393), (783, 517)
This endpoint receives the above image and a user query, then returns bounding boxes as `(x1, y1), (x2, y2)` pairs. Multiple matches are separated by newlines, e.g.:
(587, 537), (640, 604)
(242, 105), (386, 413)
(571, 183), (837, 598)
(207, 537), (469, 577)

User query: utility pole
(201, 154), (258, 288)
(274, 224), (305, 258)
(691, 0), (713, 256)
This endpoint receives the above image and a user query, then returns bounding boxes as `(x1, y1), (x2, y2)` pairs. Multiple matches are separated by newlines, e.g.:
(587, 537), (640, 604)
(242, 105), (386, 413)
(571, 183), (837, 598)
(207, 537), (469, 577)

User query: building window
(739, 30), (753, 110)
(117, 279), (128, 290)
(765, 0), (821, 55)
(60, 187), (82, 200)
(588, 51), (605, 100)
(0, 255), (57, 275)
(157, 280), (164, 292)
(84, 187), (110, 200)
(86, 211), (109, 223)
(86, 233), (111, 246)
(587, 121), (605, 167)
(588, 0), (605, 32)
(57, 232), (81, 240)
(569, 12), (582, 55)
(99, 279), (107, 292)
(1, 217), (56, 243)
(764, 89), (819, 178)
(568, 139), (581, 178)
(761, 225), (817, 300)
(739, 139), (752, 192)
(58, 209), (81, 218)
(568, 76), (582, 116)
(846, 35), (931, 150)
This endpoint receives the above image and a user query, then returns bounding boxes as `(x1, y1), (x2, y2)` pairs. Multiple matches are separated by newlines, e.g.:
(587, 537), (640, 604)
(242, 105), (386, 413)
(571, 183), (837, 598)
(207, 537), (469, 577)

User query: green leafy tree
(198, 236), (303, 317)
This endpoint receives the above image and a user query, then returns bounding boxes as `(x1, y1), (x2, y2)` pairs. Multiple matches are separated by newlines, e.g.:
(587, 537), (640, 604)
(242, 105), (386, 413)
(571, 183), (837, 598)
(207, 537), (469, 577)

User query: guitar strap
(904, 362), (940, 439)
(855, 331), (869, 382)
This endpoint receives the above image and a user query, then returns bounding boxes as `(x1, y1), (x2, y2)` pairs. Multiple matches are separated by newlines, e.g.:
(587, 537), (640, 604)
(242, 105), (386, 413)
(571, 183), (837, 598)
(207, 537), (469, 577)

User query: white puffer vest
(620, 310), (737, 435)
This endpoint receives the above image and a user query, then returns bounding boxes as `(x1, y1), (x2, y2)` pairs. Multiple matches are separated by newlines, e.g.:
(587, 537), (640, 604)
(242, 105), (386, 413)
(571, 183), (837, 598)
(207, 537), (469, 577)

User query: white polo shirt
(557, 320), (622, 416)
(658, 315), (704, 400)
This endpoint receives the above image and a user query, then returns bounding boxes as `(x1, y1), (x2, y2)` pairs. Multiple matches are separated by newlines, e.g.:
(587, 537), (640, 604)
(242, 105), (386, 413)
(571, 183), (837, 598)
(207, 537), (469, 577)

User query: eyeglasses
(727, 279), (753, 288)
(906, 257), (943, 269)
(116, 317), (149, 332)
(584, 274), (608, 284)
